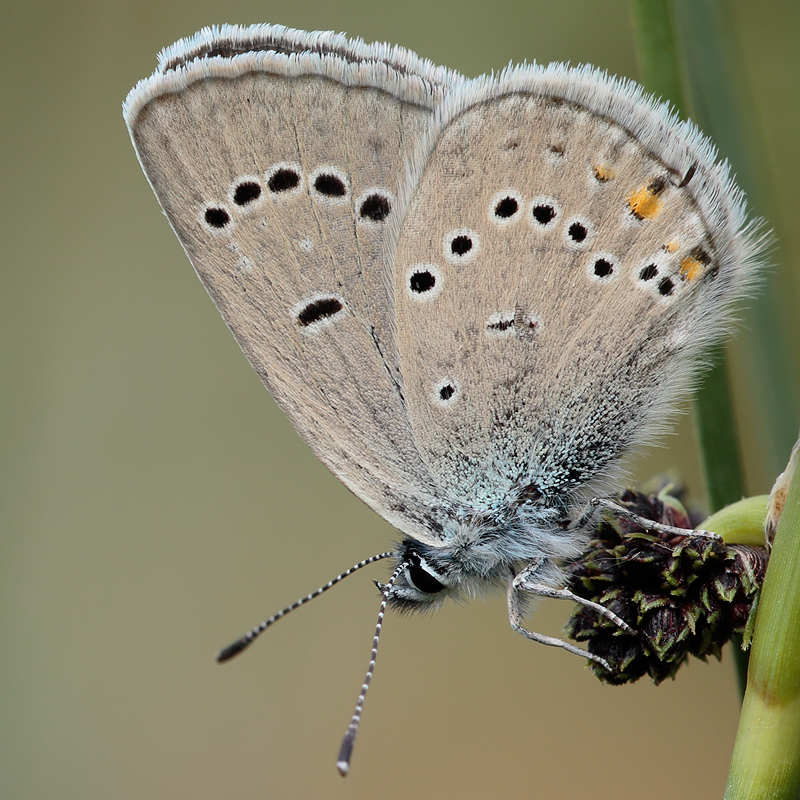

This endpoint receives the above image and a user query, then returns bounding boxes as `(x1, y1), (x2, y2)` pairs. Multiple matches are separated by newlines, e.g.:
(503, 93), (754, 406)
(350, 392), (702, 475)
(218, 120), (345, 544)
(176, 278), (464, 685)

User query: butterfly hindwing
(392, 69), (759, 510)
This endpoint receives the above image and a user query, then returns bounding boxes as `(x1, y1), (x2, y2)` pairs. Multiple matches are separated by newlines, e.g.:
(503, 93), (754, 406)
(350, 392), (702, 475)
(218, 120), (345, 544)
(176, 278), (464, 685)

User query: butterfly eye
(406, 553), (446, 594)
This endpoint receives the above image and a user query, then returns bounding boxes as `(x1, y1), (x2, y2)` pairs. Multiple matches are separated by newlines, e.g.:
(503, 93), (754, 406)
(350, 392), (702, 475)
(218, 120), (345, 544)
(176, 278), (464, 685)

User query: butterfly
(124, 23), (763, 773)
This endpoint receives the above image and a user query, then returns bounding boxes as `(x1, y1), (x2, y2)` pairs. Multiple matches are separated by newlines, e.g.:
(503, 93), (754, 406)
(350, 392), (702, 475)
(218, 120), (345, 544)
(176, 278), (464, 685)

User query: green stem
(627, 0), (749, 690)
(672, 0), (800, 480)
(693, 349), (747, 511)
(724, 466), (800, 799)
(627, 0), (688, 114)
(627, 0), (747, 511)
(700, 495), (768, 546)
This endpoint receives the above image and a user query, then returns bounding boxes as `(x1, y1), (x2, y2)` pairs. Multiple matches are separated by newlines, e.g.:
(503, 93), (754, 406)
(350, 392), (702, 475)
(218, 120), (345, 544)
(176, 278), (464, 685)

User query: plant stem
(627, 0), (749, 690)
(724, 466), (800, 799)
(700, 495), (768, 546)
(693, 349), (747, 512)
(628, 0), (688, 114)
(628, 0), (747, 511)
(673, 0), (800, 481)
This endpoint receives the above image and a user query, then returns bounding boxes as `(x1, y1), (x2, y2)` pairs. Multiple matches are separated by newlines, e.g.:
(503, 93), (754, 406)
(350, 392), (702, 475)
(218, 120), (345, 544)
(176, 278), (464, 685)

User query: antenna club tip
(337, 733), (355, 776)
(215, 638), (250, 663)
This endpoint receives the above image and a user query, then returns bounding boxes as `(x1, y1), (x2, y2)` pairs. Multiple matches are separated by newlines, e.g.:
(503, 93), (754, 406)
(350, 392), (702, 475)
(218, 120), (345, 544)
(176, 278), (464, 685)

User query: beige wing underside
(393, 80), (757, 509)
(126, 32), (461, 541)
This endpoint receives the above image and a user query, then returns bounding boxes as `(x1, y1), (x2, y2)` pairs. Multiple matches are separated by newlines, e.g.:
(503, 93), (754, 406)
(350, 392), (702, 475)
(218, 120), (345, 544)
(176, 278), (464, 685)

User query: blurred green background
(2, 1), (799, 798)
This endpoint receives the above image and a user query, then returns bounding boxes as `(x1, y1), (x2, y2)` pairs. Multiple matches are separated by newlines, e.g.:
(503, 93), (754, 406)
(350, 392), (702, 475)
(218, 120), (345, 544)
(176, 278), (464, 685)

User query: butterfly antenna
(336, 560), (406, 777)
(216, 551), (397, 663)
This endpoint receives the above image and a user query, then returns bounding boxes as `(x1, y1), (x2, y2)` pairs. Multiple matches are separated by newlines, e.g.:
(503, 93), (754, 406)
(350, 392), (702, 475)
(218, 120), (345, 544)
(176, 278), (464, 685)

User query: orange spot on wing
(593, 165), (616, 182)
(680, 256), (704, 282)
(664, 240), (679, 253)
(628, 184), (663, 220)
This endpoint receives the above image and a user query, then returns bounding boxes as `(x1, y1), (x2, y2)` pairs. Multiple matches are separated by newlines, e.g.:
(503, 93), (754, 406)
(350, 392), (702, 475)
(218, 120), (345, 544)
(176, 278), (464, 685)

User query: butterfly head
(380, 540), (453, 611)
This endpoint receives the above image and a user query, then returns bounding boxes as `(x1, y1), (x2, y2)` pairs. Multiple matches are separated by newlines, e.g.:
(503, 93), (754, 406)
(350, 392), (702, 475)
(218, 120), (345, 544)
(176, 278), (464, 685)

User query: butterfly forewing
(125, 27), (463, 541)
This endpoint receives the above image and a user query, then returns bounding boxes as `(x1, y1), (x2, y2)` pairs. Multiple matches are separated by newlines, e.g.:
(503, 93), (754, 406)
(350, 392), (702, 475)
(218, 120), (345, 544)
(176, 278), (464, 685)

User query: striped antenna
(336, 560), (406, 777)
(216, 552), (397, 663)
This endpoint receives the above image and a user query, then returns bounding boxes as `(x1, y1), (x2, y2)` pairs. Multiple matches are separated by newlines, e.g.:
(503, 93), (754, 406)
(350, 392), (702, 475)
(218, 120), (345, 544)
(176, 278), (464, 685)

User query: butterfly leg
(573, 498), (719, 540)
(506, 566), (613, 671)
(513, 563), (634, 634)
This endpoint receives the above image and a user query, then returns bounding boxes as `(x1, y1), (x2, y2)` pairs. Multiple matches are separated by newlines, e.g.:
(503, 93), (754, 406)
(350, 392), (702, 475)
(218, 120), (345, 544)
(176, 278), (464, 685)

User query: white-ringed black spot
(292, 293), (346, 332)
(233, 180), (262, 205)
(530, 197), (560, 228)
(411, 271), (435, 293)
(639, 264), (659, 281)
(658, 277), (675, 296)
(489, 191), (523, 227)
(567, 220), (589, 244)
(433, 378), (461, 407)
(587, 253), (617, 284)
(444, 229), (480, 264)
(406, 264), (442, 301)
(357, 190), (392, 223)
(451, 236), (472, 255)
(486, 311), (515, 335)
(593, 258), (613, 278)
(266, 163), (302, 194)
(269, 169), (299, 192)
(315, 173), (346, 196)
(204, 206), (231, 230)
(494, 196), (518, 218)
(298, 297), (343, 326)
(310, 167), (349, 202)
